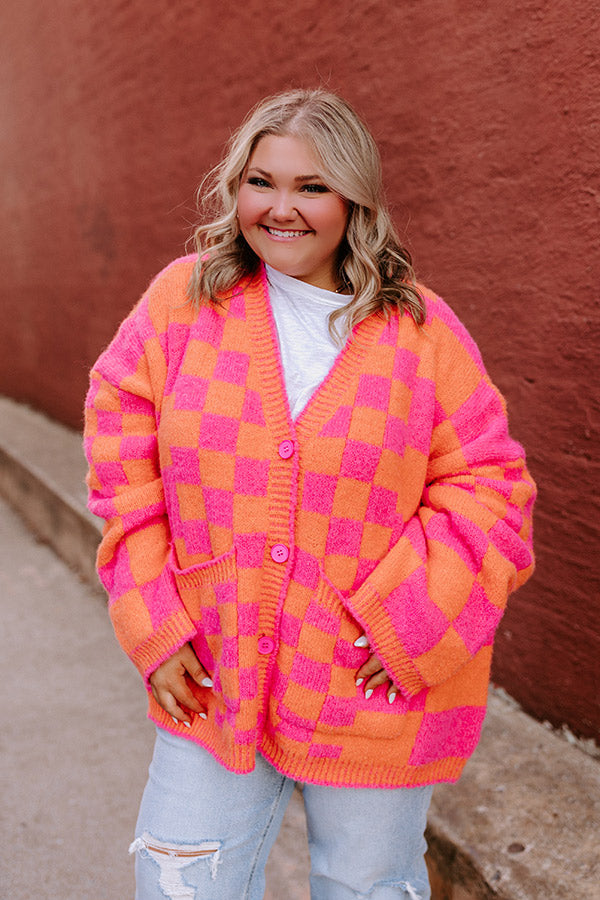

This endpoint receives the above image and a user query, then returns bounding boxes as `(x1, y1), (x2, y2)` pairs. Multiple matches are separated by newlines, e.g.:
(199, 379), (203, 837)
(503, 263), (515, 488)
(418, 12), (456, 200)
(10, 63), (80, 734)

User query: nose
(270, 190), (297, 221)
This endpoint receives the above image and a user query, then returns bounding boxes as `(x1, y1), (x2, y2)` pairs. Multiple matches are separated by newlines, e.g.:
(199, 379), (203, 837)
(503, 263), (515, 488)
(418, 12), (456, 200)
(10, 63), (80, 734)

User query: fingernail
(183, 721), (191, 728)
(388, 692), (397, 704)
(355, 677), (364, 686)
(171, 716), (179, 725)
(201, 677), (214, 688)
(199, 712), (208, 720)
(365, 688), (373, 700)
(354, 636), (369, 648)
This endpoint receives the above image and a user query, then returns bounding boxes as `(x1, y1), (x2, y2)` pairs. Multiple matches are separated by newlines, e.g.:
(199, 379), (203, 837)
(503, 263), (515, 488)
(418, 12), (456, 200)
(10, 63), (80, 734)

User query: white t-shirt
(265, 264), (354, 419)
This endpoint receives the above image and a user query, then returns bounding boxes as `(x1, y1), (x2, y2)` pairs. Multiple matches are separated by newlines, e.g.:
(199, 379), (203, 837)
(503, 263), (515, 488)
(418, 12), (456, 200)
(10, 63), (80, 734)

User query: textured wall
(1, 0), (598, 741)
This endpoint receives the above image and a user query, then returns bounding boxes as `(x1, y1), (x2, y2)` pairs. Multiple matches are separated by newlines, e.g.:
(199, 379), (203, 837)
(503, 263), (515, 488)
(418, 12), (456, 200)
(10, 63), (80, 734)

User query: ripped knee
(398, 882), (425, 900)
(129, 832), (222, 898)
(353, 880), (426, 900)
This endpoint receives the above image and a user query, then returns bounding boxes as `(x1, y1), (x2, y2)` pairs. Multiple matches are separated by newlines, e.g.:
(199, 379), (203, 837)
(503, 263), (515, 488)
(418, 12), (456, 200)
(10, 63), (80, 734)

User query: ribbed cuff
(342, 582), (426, 699)
(131, 608), (197, 685)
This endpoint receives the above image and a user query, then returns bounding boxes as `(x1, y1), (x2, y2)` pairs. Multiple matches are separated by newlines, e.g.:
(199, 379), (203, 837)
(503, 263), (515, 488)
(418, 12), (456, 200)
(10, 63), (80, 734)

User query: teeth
(266, 227), (307, 238)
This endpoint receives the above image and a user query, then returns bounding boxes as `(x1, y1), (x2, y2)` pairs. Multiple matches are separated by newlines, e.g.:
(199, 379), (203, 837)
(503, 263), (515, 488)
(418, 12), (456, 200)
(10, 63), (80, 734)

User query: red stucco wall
(1, 0), (598, 741)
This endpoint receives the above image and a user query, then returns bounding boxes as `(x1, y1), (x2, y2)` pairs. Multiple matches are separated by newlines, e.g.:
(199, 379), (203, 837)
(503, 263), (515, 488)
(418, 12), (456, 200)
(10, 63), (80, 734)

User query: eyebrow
(248, 167), (324, 183)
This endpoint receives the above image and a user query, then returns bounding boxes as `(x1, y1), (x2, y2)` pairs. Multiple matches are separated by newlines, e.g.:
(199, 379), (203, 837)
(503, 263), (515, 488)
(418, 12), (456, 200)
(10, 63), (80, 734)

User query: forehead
(247, 134), (322, 173)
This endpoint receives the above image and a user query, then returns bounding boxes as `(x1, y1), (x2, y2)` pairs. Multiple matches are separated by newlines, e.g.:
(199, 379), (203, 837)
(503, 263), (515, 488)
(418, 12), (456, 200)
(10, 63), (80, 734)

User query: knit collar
(241, 264), (384, 444)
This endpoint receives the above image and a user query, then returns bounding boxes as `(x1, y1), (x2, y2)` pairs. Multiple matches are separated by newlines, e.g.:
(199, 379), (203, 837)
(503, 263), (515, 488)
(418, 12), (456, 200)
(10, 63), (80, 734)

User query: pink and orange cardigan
(84, 256), (535, 788)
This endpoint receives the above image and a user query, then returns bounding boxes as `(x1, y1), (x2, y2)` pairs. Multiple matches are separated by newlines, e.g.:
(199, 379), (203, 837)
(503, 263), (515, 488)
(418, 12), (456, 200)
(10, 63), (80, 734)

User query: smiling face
(236, 134), (349, 291)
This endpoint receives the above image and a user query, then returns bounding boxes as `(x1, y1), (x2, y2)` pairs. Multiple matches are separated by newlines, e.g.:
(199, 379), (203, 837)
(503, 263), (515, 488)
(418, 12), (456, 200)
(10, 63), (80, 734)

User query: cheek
(316, 197), (349, 242)
(236, 188), (263, 231)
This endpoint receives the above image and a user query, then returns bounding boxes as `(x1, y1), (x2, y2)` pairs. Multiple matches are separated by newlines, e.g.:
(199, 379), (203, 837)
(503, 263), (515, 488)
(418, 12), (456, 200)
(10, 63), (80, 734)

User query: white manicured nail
(171, 716), (179, 725)
(202, 677), (214, 688)
(365, 689), (373, 700)
(199, 712), (208, 720)
(183, 721), (191, 728)
(355, 677), (364, 686)
(354, 636), (369, 648)
(388, 692), (397, 704)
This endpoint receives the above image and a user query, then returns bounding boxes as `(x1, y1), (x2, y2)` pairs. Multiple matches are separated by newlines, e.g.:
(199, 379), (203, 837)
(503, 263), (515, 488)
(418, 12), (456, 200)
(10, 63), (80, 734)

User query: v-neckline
(243, 265), (383, 445)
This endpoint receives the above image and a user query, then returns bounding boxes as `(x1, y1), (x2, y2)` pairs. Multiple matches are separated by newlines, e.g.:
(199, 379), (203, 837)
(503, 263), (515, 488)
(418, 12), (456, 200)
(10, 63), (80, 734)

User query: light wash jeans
(130, 727), (433, 900)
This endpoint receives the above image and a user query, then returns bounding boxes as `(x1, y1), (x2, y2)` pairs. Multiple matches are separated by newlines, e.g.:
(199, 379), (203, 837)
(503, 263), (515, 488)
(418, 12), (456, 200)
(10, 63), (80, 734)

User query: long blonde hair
(188, 89), (425, 337)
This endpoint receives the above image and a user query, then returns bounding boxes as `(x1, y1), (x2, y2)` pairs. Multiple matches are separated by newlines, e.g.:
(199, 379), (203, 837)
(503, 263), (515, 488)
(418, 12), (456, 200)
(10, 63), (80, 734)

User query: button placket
(270, 543), (289, 564)
(259, 437), (293, 669)
(258, 636), (275, 655)
(278, 439), (294, 459)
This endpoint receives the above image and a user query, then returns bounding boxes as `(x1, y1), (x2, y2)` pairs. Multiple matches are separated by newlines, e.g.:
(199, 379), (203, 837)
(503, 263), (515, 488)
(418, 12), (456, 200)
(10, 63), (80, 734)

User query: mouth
(260, 225), (311, 239)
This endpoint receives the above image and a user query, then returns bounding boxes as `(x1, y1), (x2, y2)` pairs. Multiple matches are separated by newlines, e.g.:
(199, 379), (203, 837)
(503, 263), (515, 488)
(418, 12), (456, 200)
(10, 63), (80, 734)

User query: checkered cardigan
(84, 255), (535, 788)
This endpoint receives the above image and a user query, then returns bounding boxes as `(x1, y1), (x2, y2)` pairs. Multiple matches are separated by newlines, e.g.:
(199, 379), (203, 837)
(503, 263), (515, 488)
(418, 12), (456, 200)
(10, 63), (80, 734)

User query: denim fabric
(131, 728), (432, 900)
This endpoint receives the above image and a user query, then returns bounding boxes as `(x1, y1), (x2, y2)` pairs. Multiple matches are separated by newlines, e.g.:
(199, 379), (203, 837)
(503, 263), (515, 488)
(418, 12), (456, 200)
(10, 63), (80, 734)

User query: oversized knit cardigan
(84, 255), (536, 788)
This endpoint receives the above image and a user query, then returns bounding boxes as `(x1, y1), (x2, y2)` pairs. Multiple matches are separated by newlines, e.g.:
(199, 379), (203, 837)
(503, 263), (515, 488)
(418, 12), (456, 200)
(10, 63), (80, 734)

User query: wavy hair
(188, 89), (425, 337)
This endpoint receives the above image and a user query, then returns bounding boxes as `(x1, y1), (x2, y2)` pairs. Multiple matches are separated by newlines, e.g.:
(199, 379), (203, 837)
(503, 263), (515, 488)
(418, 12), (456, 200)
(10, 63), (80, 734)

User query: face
(237, 134), (349, 291)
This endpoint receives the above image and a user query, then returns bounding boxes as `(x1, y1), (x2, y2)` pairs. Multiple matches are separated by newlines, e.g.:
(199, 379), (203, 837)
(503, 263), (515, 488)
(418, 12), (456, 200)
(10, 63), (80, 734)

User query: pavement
(0, 494), (310, 900)
(1, 393), (599, 900)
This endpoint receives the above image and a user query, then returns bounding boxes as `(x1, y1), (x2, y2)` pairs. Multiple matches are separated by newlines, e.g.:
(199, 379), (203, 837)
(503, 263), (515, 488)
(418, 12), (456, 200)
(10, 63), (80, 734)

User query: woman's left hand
(354, 636), (397, 703)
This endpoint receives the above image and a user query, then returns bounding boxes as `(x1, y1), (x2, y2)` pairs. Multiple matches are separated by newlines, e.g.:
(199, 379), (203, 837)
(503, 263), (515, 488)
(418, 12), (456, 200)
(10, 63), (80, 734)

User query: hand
(354, 635), (398, 703)
(149, 643), (212, 726)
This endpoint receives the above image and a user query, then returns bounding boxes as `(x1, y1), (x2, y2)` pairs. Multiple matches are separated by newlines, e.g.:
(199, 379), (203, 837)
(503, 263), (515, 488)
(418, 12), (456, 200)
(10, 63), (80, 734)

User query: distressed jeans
(130, 727), (433, 900)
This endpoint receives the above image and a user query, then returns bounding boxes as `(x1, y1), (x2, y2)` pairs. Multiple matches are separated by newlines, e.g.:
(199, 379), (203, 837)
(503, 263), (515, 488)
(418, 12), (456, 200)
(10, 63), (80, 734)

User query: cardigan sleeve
(83, 283), (196, 684)
(342, 299), (536, 699)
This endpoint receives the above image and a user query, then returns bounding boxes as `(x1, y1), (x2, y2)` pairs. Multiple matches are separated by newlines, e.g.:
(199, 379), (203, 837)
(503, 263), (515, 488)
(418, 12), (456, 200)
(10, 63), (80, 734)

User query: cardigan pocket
(172, 549), (240, 712)
(291, 575), (412, 742)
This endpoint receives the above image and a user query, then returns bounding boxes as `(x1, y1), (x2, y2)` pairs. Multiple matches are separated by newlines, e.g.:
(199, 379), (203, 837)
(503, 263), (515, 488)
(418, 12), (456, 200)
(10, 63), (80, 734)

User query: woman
(85, 89), (535, 900)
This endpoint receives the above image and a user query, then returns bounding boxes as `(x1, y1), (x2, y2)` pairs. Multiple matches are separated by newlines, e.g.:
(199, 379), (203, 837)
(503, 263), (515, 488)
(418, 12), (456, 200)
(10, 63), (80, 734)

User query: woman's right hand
(149, 643), (212, 726)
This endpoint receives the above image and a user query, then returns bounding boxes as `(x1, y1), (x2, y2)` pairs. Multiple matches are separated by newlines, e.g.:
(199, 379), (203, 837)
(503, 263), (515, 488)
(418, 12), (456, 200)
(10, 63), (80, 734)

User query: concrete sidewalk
(1, 393), (599, 899)
(0, 495), (310, 899)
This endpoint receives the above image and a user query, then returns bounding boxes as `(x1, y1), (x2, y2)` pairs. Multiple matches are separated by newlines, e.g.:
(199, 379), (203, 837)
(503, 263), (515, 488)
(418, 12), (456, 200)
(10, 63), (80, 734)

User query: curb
(0, 395), (103, 589)
(0, 442), (102, 588)
(1, 394), (598, 899)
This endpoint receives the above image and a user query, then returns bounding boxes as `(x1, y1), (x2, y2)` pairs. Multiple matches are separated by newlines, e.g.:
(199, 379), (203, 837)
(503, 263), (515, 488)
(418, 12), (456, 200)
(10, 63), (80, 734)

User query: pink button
(258, 636), (275, 655)
(278, 439), (294, 459)
(270, 543), (289, 563)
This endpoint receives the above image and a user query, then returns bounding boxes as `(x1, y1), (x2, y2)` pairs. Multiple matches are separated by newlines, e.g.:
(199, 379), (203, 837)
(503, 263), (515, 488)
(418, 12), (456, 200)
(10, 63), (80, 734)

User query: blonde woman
(85, 89), (535, 900)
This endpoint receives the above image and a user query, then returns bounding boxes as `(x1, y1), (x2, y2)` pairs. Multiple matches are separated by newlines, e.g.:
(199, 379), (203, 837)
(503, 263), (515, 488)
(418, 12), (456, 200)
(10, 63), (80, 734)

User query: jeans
(130, 728), (433, 900)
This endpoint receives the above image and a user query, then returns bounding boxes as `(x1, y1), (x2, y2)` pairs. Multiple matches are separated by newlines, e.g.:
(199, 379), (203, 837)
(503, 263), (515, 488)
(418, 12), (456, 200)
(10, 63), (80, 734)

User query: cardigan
(84, 255), (536, 788)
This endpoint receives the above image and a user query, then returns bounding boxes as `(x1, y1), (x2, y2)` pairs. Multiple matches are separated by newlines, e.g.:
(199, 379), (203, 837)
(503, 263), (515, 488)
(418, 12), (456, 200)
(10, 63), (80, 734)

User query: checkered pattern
(84, 256), (536, 787)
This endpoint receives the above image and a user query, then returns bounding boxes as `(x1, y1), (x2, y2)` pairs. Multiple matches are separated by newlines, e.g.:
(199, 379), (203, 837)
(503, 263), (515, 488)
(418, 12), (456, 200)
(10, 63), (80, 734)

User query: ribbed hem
(258, 734), (467, 788)
(148, 693), (468, 788)
(148, 695), (258, 774)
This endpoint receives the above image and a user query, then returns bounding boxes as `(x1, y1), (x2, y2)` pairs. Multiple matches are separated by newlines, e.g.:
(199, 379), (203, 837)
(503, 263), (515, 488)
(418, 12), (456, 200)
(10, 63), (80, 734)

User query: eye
(247, 176), (271, 188)
(301, 183), (329, 194)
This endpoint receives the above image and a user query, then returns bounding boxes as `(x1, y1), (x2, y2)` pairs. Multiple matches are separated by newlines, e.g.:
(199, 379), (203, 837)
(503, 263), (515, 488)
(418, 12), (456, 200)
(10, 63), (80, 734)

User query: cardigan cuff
(341, 582), (427, 700)
(130, 608), (197, 687)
